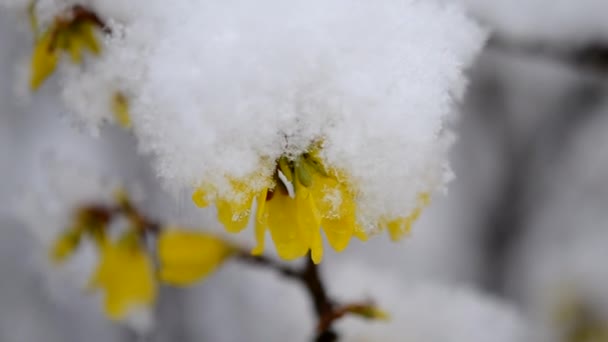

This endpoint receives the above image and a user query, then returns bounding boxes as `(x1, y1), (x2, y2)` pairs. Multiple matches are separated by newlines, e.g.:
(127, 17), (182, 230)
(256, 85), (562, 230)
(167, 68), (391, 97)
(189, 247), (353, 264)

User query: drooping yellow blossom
(157, 229), (236, 286)
(257, 174), (323, 262)
(50, 190), (241, 323)
(29, 5), (103, 90)
(87, 232), (156, 320)
(192, 144), (429, 263)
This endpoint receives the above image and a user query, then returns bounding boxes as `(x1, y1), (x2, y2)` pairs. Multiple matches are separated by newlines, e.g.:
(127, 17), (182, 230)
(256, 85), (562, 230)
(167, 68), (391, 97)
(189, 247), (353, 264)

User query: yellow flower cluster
(27, 4), (131, 128)
(193, 145), (431, 264)
(51, 192), (235, 321)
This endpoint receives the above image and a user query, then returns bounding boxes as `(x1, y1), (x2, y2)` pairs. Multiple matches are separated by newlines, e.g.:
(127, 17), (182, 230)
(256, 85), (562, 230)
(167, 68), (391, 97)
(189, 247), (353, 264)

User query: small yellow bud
(302, 152), (328, 177)
(347, 305), (391, 321)
(295, 158), (313, 188)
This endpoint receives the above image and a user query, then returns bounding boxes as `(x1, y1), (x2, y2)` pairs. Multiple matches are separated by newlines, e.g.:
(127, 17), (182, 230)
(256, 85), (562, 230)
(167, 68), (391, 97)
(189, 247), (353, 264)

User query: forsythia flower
(193, 145), (430, 264)
(87, 232), (156, 320)
(157, 229), (236, 286)
(29, 4), (103, 90)
(50, 192), (238, 322)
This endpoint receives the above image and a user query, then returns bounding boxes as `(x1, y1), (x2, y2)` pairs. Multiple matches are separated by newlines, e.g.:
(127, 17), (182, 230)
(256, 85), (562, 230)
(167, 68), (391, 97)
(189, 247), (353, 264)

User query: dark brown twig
(236, 252), (377, 342)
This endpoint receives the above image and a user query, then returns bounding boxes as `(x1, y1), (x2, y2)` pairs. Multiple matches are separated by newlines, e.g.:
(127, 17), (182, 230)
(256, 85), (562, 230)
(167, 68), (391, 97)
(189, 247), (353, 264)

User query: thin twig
(236, 252), (375, 342)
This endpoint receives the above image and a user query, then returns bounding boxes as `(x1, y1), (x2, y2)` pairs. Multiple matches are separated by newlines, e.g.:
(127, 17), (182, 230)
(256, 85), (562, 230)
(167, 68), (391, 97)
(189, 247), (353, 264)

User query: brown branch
(236, 252), (375, 342)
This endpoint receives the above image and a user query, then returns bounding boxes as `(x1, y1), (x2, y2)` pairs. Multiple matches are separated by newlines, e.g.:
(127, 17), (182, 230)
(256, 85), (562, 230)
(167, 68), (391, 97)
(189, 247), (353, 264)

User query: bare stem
(236, 252), (373, 342)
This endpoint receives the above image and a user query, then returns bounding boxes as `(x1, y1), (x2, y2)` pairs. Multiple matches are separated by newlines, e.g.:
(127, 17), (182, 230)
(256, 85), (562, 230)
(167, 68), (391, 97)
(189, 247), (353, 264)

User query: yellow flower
(50, 190), (238, 322)
(29, 12), (102, 90)
(192, 145), (431, 263)
(192, 151), (359, 264)
(157, 229), (236, 286)
(257, 174), (323, 262)
(87, 232), (156, 320)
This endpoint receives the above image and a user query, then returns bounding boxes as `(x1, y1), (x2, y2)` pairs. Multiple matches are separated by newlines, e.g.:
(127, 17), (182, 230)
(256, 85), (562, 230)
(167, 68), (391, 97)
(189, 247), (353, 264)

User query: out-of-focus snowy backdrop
(2, 1), (608, 341)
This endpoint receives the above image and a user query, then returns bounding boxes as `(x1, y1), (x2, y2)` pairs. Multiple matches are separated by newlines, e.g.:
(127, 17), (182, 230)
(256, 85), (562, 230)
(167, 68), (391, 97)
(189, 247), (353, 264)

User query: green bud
(303, 153), (328, 177)
(295, 158), (313, 187)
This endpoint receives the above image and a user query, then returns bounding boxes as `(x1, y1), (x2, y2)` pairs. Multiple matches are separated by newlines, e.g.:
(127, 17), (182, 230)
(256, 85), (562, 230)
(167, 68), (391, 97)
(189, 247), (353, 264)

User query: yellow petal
(310, 172), (356, 252)
(386, 193), (431, 241)
(30, 29), (59, 90)
(310, 223), (324, 264)
(251, 189), (268, 256)
(55, 27), (70, 51)
(88, 239), (156, 320)
(192, 186), (210, 208)
(217, 194), (253, 233)
(158, 229), (235, 286)
(67, 28), (84, 63)
(265, 182), (317, 260)
(78, 21), (101, 55)
(386, 217), (412, 241)
(217, 179), (259, 233)
(353, 227), (369, 241)
(321, 219), (354, 252)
